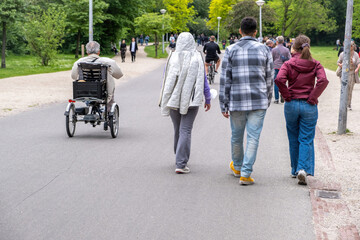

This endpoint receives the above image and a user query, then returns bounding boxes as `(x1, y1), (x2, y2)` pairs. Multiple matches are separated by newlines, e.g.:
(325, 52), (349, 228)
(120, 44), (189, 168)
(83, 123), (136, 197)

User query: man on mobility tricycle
(64, 41), (123, 138)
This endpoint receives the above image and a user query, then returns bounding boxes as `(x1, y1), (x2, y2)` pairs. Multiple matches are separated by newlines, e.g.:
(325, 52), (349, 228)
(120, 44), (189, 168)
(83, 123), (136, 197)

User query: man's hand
(204, 103), (211, 112)
(222, 111), (230, 118)
(355, 67), (359, 74)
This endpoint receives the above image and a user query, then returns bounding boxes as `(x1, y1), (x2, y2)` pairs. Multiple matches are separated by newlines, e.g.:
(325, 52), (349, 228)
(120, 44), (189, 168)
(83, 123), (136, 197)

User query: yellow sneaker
(240, 176), (255, 185)
(229, 161), (241, 177)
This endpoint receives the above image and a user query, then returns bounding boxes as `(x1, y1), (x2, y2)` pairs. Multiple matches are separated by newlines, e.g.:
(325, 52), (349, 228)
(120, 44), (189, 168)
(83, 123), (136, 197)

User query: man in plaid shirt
(219, 17), (274, 185)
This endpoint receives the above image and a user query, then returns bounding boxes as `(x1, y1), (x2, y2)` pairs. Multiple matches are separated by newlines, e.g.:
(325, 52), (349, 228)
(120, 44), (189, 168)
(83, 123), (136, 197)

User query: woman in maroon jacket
(275, 35), (329, 185)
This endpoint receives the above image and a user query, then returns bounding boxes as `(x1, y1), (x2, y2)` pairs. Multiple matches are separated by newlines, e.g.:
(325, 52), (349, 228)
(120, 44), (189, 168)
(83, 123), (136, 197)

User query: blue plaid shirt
(219, 36), (274, 112)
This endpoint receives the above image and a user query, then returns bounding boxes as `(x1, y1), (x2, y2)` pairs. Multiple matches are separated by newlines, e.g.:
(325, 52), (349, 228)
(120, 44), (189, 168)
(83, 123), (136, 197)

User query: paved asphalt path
(0, 63), (314, 240)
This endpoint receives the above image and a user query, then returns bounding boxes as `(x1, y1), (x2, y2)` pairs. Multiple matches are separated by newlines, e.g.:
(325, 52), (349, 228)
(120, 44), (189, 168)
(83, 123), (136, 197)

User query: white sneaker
(175, 166), (190, 174)
(297, 170), (307, 185)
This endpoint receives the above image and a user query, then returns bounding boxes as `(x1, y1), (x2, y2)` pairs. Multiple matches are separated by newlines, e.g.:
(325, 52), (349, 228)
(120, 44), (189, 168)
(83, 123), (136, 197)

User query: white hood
(159, 32), (205, 116)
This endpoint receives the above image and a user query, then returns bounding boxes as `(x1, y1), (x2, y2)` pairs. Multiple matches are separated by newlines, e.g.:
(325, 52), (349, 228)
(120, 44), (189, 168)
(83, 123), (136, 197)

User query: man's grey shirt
(219, 36), (274, 112)
(272, 44), (291, 69)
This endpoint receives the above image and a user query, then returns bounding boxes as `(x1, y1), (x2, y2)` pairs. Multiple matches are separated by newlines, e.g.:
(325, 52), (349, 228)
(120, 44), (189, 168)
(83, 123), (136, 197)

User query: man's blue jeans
(284, 100), (318, 176)
(230, 110), (267, 178)
(274, 69), (280, 100)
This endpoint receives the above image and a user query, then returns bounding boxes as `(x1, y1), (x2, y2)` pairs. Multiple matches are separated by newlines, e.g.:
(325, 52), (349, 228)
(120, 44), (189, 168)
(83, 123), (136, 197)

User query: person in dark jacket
(120, 40), (127, 62)
(275, 35), (329, 185)
(203, 35), (221, 75)
(130, 38), (138, 62)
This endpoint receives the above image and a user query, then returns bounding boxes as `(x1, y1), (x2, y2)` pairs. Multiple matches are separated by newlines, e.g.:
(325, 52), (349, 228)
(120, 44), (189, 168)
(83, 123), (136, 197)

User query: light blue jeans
(230, 110), (267, 178)
(284, 100), (318, 176)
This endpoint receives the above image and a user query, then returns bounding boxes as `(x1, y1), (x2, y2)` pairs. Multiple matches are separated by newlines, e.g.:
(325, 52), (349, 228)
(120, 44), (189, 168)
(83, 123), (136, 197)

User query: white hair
(276, 36), (284, 44)
(86, 41), (100, 54)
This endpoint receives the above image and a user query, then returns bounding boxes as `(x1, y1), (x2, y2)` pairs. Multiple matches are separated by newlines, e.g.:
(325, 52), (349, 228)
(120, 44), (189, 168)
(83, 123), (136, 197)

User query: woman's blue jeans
(230, 110), (267, 178)
(284, 100), (318, 176)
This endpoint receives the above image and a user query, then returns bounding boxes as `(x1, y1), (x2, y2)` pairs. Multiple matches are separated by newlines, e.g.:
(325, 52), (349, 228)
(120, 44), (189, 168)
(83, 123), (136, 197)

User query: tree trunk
(75, 29), (80, 59)
(1, 22), (6, 68)
(155, 33), (158, 58)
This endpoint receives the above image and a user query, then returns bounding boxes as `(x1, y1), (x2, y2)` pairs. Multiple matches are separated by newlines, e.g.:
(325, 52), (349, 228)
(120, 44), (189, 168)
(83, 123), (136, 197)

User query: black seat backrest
(78, 62), (108, 81)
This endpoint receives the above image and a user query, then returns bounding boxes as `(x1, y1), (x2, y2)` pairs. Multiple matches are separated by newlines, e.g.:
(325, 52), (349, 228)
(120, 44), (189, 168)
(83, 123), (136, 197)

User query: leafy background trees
(0, 0), (354, 68)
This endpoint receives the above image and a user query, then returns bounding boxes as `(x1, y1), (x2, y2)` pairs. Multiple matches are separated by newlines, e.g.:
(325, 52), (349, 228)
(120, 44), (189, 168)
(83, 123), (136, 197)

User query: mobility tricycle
(64, 62), (119, 138)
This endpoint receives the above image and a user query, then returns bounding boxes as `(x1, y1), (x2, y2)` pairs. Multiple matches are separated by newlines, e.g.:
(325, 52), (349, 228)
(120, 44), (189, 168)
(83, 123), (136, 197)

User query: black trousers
(131, 52), (136, 62)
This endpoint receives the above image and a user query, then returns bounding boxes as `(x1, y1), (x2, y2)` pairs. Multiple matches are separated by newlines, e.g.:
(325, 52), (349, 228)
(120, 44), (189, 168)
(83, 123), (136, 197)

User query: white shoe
(175, 166), (190, 174)
(297, 170), (307, 185)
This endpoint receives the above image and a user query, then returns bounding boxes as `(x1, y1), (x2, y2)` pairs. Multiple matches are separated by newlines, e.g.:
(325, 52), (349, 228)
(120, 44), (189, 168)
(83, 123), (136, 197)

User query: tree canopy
(0, 0), (353, 63)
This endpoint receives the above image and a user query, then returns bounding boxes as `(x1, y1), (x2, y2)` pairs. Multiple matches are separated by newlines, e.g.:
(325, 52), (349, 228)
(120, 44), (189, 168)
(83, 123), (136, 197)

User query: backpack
(276, 48), (290, 63)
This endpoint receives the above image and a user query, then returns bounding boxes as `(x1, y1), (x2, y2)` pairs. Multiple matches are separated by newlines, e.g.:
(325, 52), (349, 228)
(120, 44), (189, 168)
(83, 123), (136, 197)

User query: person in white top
(71, 41), (123, 108)
(130, 38), (138, 62)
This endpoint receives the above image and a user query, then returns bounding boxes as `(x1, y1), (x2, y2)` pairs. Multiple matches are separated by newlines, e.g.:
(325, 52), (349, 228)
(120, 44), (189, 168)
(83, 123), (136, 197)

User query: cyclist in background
(203, 35), (221, 75)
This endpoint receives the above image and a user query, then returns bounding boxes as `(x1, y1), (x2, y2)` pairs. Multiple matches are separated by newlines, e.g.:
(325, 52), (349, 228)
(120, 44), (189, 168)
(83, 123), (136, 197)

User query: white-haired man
(71, 41), (123, 107)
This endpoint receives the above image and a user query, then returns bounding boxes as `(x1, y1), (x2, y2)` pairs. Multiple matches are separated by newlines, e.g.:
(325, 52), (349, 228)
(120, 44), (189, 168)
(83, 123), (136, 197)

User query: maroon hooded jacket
(275, 52), (329, 105)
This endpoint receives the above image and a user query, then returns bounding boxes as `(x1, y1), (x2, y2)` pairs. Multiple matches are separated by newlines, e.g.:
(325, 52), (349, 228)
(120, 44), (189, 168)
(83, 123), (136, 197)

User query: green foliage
(227, 0), (276, 35)
(63, 0), (109, 57)
(268, 0), (337, 37)
(187, 17), (213, 36)
(24, 7), (67, 66)
(0, 0), (26, 68)
(192, 0), (212, 18)
(353, 0), (360, 39)
(164, 0), (196, 32)
(134, 12), (172, 57)
(208, 0), (236, 30)
(0, 0), (25, 23)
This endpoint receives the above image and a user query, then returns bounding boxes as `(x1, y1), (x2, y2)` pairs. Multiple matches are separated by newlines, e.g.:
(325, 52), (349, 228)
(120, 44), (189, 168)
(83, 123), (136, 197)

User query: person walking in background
(139, 34), (144, 46)
(130, 38), (138, 63)
(222, 39), (227, 50)
(336, 39), (341, 51)
(159, 32), (211, 174)
(219, 17), (274, 185)
(169, 34), (175, 43)
(337, 41), (360, 110)
(145, 35), (150, 46)
(169, 39), (176, 51)
(120, 40), (127, 62)
(272, 36), (291, 104)
(197, 35), (201, 46)
(265, 39), (274, 51)
(275, 35), (328, 185)
(203, 35), (221, 75)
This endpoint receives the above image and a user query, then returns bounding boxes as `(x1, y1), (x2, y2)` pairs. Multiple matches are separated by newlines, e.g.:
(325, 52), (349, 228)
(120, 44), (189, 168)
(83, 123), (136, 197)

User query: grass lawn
(0, 53), (114, 79)
(144, 44), (168, 59)
(310, 46), (339, 71)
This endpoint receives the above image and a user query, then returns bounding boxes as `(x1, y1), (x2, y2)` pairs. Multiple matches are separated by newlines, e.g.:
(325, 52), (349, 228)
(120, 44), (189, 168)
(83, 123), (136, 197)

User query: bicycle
(207, 60), (216, 85)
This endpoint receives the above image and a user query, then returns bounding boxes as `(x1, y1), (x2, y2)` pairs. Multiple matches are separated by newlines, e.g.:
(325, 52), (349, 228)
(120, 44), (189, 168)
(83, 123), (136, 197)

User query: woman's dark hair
(293, 35), (313, 61)
(240, 17), (257, 35)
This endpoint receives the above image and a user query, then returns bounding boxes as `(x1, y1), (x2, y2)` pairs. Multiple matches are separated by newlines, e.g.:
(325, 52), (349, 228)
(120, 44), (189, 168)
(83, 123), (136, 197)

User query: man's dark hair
(240, 17), (257, 35)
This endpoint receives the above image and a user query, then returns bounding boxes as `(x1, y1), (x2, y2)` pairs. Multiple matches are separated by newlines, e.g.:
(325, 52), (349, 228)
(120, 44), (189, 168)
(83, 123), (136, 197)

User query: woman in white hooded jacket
(159, 32), (211, 174)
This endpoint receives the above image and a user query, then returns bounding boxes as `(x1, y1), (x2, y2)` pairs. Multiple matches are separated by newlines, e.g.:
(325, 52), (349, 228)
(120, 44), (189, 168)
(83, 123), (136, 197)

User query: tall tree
(227, 0), (276, 35)
(63, 0), (109, 58)
(192, 0), (212, 18)
(268, 0), (336, 37)
(134, 13), (172, 57)
(353, 0), (360, 39)
(208, 0), (236, 30)
(0, 0), (25, 68)
(24, 7), (67, 66)
(164, 0), (196, 32)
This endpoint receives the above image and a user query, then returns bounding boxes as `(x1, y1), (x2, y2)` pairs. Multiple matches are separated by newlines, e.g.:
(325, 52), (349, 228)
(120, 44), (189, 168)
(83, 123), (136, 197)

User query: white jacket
(159, 32), (205, 116)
